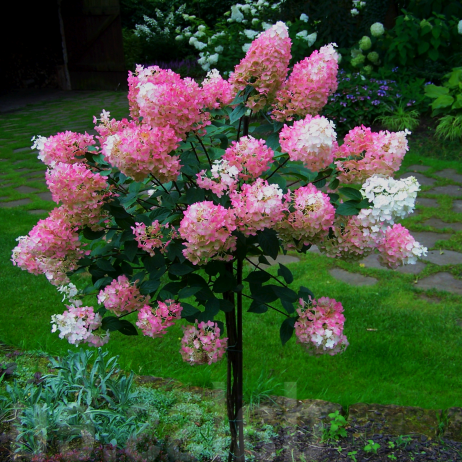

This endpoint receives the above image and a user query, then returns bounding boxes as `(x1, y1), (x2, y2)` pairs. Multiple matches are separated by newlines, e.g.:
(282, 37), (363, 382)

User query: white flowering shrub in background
(173, 0), (318, 74)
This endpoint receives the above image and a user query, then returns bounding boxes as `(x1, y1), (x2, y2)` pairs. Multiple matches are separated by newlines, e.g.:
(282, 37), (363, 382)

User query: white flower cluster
(458, 19), (462, 35)
(295, 30), (317, 46)
(300, 13), (309, 22)
(370, 22), (385, 37)
(357, 174), (421, 233)
(57, 283), (79, 303)
(351, 0), (365, 15)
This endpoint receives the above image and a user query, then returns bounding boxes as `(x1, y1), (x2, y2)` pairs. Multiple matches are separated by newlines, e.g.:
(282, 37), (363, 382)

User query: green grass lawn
(1, 94), (462, 412)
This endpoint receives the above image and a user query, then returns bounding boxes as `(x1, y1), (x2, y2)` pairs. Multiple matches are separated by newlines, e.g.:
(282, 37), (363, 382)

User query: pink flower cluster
(223, 136), (274, 180)
(179, 201), (237, 265)
(279, 115), (337, 171)
(130, 65), (210, 139)
(277, 184), (335, 248)
(93, 110), (139, 146)
(102, 124), (181, 182)
(11, 207), (88, 285)
(196, 160), (240, 197)
(230, 22), (291, 111)
(136, 300), (183, 338)
(132, 221), (166, 256)
(201, 69), (234, 109)
(97, 275), (148, 316)
(46, 162), (110, 230)
(295, 297), (348, 355)
(231, 179), (287, 236)
(335, 126), (409, 184)
(180, 320), (228, 365)
(272, 44), (339, 121)
(377, 224), (427, 269)
(318, 216), (375, 261)
(51, 305), (109, 347)
(33, 131), (95, 167)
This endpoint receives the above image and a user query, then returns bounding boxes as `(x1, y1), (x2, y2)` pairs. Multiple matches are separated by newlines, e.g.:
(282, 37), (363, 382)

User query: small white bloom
(300, 13), (309, 22)
(252, 18), (259, 25)
(198, 24), (206, 32)
(296, 30), (308, 38)
(370, 22), (385, 37)
(351, 8), (359, 16)
(261, 22), (272, 30)
(189, 36), (198, 46)
(243, 29), (259, 39)
(175, 35), (184, 41)
(458, 19), (462, 34)
(208, 53), (219, 65)
(307, 32), (317, 46)
(241, 4), (250, 12)
(194, 41), (207, 50)
(215, 45), (224, 53)
(184, 32), (192, 38)
(231, 5), (244, 22)
(242, 43), (252, 53)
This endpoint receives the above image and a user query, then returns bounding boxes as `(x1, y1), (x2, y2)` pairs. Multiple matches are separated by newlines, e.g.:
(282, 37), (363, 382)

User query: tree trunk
(224, 260), (245, 461)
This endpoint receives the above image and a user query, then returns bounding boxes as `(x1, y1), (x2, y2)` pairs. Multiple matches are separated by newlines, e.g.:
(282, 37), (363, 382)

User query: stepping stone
(329, 268), (377, 286)
(415, 197), (439, 207)
(418, 294), (442, 304)
(423, 218), (462, 232)
(0, 183), (12, 188)
(359, 253), (426, 274)
(454, 200), (462, 213)
(28, 209), (49, 215)
(434, 169), (462, 184)
(37, 191), (53, 201)
(430, 185), (462, 197)
(421, 250), (462, 266)
(307, 245), (320, 254)
(13, 147), (31, 153)
(0, 196), (10, 201)
(15, 168), (31, 173)
(410, 231), (452, 248)
(15, 186), (39, 194)
(248, 255), (300, 268)
(415, 272), (462, 295)
(399, 172), (436, 187)
(24, 171), (46, 178)
(0, 158), (7, 162)
(407, 165), (430, 173)
(0, 198), (31, 207)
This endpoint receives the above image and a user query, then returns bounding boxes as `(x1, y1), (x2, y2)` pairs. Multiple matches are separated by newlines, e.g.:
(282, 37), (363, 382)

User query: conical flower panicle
(230, 22), (292, 111)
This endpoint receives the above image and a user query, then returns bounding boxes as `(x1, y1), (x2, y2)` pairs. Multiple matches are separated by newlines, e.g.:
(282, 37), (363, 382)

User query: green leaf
(143, 254), (165, 272)
(181, 303), (200, 318)
(245, 271), (271, 284)
(185, 187), (206, 205)
(299, 286), (315, 303)
(418, 41), (430, 55)
(266, 132), (280, 150)
(140, 280), (160, 295)
(280, 317), (296, 346)
(167, 240), (185, 262)
(281, 299), (295, 314)
(124, 240), (139, 262)
(271, 285), (298, 302)
(101, 316), (122, 332)
(118, 320), (138, 336)
(83, 228), (105, 240)
(178, 286), (202, 299)
(277, 264), (293, 284)
(96, 259), (115, 273)
(250, 285), (278, 304)
(213, 274), (237, 293)
(204, 298), (220, 317)
(329, 178), (339, 190)
(248, 301), (268, 313)
(169, 264), (195, 276)
(339, 187), (362, 201)
(219, 299), (234, 312)
(258, 229), (279, 260)
(94, 277), (113, 290)
(160, 281), (184, 298)
(431, 94), (455, 109)
(230, 104), (247, 124)
(424, 85), (449, 98)
(428, 48), (439, 61)
(336, 201), (360, 216)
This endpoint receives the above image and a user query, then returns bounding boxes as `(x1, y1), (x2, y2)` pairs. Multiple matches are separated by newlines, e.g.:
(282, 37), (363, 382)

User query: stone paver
(15, 186), (39, 194)
(359, 253), (426, 274)
(329, 268), (377, 286)
(423, 218), (462, 232)
(415, 197), (439, 208)
(407, 165), (430, 173)
(434, 169), (462, 184)
(0, 198), (31, 207)
(453, 200), (462, 213)
(13, 147), (31, 153)
(421, 250), (462, 266)
(37, 192), (52, 201)
(418, 295), (442, 304)
(430, 185), (462, 197)
(0, 183), (12, 188)
(28, 209), (49, 215)
(24, 171), (46, 179)
(415, 272), (462, 295)
(399, 172), (436, 187)
(410, 231), (452, 249)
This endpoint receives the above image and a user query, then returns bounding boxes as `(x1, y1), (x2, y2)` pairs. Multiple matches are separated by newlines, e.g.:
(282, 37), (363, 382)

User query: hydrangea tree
(13, 22), (426, 461)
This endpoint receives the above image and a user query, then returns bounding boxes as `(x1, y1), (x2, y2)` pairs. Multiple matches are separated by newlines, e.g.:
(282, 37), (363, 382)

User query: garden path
(0, 92), (461, 297)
